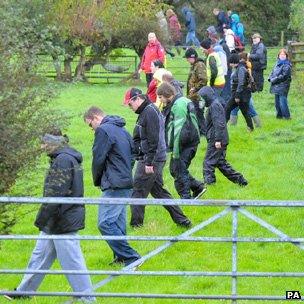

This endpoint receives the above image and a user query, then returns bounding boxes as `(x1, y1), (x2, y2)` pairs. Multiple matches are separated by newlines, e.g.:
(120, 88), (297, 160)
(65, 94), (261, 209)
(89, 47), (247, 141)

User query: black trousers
(203, 143), (245, 185)
(169, 146), (202, 199)
(252, 69), (264, 92)
(226, 93), (254, 130)
(145, 73), (153, 87)
(131, 160), (189, 227)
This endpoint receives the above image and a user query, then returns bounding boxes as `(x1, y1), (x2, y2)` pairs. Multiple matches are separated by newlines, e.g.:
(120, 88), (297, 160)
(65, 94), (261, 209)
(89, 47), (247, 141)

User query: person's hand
(215, 141), (222, 149)
(235, 98), (240, 103)
(138, 68), (142, 73)
(145, 165), (154, 174)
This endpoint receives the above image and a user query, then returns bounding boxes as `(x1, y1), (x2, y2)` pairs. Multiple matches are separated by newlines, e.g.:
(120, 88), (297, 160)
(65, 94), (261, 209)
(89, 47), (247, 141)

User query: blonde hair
(278, 48), (288, 59)
(166, 9), (175, 18)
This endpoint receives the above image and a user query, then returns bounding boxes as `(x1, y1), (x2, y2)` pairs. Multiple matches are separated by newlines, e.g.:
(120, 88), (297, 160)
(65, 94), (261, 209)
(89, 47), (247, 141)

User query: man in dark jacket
(157, 82), (206, 199)
(124, 88), (192, 228)
(84, 107), (141, 267)
(198, 86), (248, 186)
(7, 133), (95, 302)
(249, 33), (267, 92)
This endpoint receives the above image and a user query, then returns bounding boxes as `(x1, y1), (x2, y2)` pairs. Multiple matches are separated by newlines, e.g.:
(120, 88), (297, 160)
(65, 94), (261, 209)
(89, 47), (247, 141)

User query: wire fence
(0, 197), (303, 303)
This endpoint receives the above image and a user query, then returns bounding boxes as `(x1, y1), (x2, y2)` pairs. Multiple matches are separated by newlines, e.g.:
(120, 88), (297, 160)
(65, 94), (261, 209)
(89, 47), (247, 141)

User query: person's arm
(271, 64), (291, 84)
(193, 62), (207, 91)
(171, 101), (187, 159)
(210, 103), (225, 146)
(139, 47), (147, 71)
(209, 56), (218, 86)
(144, 107), (161, 166)
(249, 44), (264, 61)
(235, 66), (247, 98)
(157, 43), (165, 63)
(92, 128), (112, 187)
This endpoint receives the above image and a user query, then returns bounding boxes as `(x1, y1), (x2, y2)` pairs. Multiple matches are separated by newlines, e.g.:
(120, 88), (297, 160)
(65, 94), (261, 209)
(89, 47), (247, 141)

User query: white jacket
(225, 29), (235, 52)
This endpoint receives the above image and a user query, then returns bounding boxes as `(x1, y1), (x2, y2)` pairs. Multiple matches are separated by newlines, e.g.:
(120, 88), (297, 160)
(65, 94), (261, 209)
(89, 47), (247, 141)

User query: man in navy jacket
(84, 106), (141, 267)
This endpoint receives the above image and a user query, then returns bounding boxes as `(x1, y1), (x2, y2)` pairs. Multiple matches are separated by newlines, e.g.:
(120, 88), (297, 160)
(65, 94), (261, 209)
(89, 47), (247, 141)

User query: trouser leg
(150, 161), (190, 225)
(239, 101), (254, 130)
(275, 94), (282, 118)
(278, 94), (291, 118)
(54, 233), (95, 302)
(17, 232), (56, 291)
(99, 190), (140, 262)
(225, 98), (239, 122)
(203, 143), (221, 184)
(217, 146), (245, 184)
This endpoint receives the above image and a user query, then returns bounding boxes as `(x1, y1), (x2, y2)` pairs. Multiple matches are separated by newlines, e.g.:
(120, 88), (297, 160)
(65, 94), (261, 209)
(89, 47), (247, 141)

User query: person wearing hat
(123, 88), (192, 229)
(200, 38), (226, 98)
(83, 106), (141, 267)
(248, 33), (267, 92)
(5, 132), (95, 302)
(184, 47), (207, 135)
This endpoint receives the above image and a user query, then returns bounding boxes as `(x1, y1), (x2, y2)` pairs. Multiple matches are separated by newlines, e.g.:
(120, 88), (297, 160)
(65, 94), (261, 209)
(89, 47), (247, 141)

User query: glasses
(128, 96), (137, 107)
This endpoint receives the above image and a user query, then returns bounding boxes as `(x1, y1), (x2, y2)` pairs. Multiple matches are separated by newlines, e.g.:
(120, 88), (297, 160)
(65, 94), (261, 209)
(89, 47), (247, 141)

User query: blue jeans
(275, 94), (291, 119)
(99, 189), (140, 265)
(17, 232), (95, 303)
(221, 70), (232, 103)
(231, 97), (258, 117)
(185, 31), (200, 47)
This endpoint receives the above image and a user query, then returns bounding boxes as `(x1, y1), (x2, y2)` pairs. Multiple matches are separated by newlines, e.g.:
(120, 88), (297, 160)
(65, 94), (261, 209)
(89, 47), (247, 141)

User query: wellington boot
(252, 115), (261, 128)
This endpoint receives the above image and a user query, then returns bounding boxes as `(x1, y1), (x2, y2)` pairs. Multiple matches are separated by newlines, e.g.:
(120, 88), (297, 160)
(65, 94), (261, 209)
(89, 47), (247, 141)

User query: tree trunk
(74, 46), (87, 81)
(52, 55), (62, 80)
(63, 57), (73, 82)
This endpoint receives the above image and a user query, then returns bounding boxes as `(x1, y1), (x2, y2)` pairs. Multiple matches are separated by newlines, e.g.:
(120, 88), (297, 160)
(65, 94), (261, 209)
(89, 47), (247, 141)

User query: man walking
(199, 87), (248, 186)
(157, 82), (206, 199)
(84, 107), (141, 267)
(124, 88), (192, 228)
(5, 132), (95, 302)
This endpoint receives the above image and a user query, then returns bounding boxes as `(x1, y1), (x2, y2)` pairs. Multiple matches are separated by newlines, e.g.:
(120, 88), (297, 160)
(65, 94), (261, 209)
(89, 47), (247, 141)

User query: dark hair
(156, 82), (176, 98)
(229, 53), (240, 64)
(239, 52), (248, 62)
(152, 59), (164, 69)
(83, 106), (105, 120)
(47, 128), (69, 143)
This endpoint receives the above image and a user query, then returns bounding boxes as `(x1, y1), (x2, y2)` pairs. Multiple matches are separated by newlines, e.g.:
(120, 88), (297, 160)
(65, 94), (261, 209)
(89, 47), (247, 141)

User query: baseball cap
(123, 88), (143, 105)
(183, 48), (198, 59)
(200, 38), (212, 50)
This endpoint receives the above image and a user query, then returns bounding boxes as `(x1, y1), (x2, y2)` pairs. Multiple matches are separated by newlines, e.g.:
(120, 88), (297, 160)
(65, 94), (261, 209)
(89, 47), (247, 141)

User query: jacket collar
(135, 99), (150, 114)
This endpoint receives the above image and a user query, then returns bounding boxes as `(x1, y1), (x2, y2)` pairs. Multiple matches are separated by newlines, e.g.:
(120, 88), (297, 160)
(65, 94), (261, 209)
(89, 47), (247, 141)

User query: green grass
(1, 48), (304, 303)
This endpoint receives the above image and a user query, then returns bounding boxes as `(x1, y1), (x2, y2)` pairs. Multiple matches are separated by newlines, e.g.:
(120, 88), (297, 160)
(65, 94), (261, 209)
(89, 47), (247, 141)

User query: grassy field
(1, 48), (304, 303)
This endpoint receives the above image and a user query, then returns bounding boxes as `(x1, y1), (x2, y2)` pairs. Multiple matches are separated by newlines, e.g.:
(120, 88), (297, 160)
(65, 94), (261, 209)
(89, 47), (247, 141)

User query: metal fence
(0, 197), (303, 303)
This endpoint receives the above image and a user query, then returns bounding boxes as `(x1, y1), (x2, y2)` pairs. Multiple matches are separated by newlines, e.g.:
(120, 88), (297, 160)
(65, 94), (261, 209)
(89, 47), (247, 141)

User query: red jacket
(140, 40), (165, 74)
(147, 78), (157, 102)
(168, 15), (182, 42)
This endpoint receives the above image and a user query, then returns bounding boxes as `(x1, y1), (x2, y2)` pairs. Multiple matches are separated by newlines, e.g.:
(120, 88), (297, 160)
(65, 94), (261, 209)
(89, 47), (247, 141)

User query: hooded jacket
(140, 40), (165, 74)
(35, 147), (85, 234)
(269, 59), (292, 95)
(92, 115), (133, 191)
(199, 86), (228, 145)
(230, 14), (245, 44)
(181, 7), (196, 32)
(250, 41), (267, 71)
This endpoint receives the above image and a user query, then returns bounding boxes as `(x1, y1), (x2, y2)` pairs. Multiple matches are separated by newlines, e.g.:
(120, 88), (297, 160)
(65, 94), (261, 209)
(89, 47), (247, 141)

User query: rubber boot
(229, 115), (238, 125)
(252, 115), (261, 128)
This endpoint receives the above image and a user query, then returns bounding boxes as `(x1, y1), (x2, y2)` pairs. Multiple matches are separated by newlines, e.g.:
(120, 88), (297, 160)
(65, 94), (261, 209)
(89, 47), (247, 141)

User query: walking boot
(252, 115), (261, 128)
(229, 115), (238, 125)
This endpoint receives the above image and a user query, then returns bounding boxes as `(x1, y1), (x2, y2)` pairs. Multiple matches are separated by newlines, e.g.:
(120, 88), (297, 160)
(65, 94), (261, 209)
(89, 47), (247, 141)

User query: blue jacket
(92, 115), (133, 191)
(231, 14), (245, 44)
(181, 7), (196, 32)
(269, 60), (292, 95)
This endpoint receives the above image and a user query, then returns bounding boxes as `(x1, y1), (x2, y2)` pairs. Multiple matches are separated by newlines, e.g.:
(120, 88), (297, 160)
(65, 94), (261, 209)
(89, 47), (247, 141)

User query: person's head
(239, 52), (248, 62)
(227, 10), (232, 17)
(184, 47), (198, 64)
(213, 8), (220, 16)
(148, 32), (157, 43)
(83, 106), (105, 130)
(229, 53), (240, 68)
(151, 59), (164, 74)
(41, 133), (69, 155)
(278, 48), (288, 61)
(231, 13), (240, 23)
(123, 88), (145, 112)
(252, 33), (262, 45)
(162, 72), (174, 83)
(156, 82), (176, 106)
(206, 25), (218, 40)
(200, 38), (212, 54)
(166, 9), (175, 18)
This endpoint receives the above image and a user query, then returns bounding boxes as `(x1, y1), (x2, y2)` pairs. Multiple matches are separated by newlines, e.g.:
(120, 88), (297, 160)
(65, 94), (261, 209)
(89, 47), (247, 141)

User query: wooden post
(280, 31), (284, 47)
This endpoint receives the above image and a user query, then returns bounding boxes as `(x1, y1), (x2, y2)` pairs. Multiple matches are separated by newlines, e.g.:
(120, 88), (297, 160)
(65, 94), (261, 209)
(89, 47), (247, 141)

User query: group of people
(5, 7), (293, 303)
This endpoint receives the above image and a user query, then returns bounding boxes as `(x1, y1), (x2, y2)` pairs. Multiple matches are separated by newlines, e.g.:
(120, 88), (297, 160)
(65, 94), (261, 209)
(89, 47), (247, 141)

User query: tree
(0, 0), (67, 234)
(289, 0), (304, 40)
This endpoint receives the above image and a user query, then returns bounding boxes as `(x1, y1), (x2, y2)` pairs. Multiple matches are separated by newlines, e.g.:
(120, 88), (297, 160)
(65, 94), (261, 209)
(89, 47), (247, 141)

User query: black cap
(183, 48), (198, 59)
(200, 38), (212, 50)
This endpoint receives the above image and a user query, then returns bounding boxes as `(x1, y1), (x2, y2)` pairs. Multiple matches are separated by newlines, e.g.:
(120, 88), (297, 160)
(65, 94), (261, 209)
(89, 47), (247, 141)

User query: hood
(148, 39), (161, 47)
(171, 79), (184, 89)
(181, 6), (190, 15)
(198, 86), (217, 107)
(101, 115), (126, 128)
(213, 44), (224, 53)
(226, 29), (234, 36)
(50, 147), (83, 164)
(207, 25), (217, 36)
(231, 13), (240, 23)
(153, 68), (168, 82)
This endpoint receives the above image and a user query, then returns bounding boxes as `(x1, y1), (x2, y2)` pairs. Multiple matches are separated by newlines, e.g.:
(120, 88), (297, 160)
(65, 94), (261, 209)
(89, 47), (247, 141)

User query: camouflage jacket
(187, 59), (207, 102)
